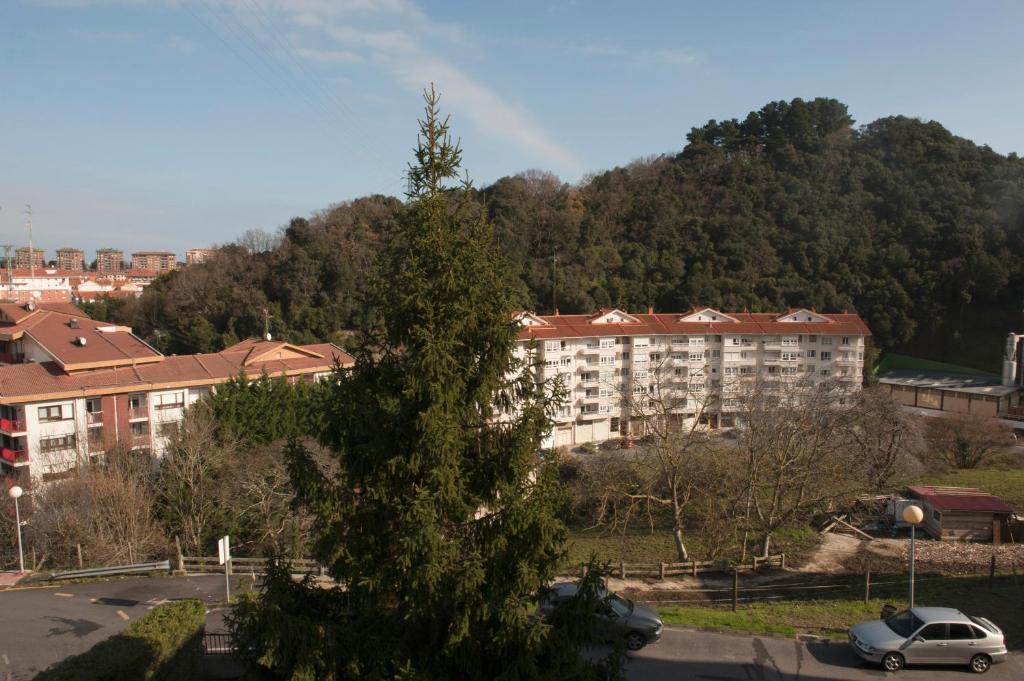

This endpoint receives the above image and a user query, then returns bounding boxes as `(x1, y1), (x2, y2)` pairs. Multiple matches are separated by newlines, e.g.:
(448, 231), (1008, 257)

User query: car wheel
(881, 652), (904, 672)
(970, 654), (991, 674)
(624, 631), (646, 651)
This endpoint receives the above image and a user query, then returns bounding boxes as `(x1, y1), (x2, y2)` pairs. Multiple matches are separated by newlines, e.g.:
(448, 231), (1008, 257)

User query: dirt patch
(795, 534), (905, 574)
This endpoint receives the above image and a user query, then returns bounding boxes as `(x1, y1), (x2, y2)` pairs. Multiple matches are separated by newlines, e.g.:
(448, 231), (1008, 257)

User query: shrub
(35, 600), (206, 681)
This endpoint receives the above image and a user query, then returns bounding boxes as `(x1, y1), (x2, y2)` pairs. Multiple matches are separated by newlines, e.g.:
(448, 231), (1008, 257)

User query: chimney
(69, 318), (79, 329)
(1003, 333), (1021, 387)
(647, 306), (654, 315)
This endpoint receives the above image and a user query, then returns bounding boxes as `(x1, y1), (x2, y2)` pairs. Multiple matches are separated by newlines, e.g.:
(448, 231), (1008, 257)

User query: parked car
(849, 607), (1007, 673)
(537, 582), (663, 651)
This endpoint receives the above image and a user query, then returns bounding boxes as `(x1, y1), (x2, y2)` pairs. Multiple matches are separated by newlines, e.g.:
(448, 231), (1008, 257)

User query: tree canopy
(102, 97), (1024, 371)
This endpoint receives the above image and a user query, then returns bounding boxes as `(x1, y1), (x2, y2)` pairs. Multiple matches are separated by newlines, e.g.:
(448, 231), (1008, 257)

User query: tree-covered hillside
(94, 98), (1024, 371)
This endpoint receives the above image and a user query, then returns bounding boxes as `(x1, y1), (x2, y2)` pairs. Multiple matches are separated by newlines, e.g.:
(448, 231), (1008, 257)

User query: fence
(575, 553), (785, 580)
(180, 555), (325, 577)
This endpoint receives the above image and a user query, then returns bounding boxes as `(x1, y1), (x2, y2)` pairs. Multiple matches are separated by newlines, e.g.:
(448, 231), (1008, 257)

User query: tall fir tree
(229, 87), (620, 680)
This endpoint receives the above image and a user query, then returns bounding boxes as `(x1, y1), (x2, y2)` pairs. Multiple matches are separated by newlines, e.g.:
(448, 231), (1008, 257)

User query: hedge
(34, 599), (206, 681)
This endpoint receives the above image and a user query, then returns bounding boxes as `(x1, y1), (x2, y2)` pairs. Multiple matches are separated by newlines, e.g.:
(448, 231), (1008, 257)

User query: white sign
(218, 536), (230, 565)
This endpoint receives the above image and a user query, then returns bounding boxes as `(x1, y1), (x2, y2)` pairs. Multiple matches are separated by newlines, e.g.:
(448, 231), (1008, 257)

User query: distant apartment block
(186, 248), (216, 265)
(95, 248), (124, 273)
(14, 247), (45, 270)
(517, 307), (871, 448)
(131, 251), (178, 272)
(0, 302), (353, 491)
(0, 270), (73, 304)
(55, 248), (86, 272)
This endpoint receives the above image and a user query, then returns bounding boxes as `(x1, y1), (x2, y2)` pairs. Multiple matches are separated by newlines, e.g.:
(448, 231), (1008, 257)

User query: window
(781, 337), (798, 347)
(40, 434), (76, 452)
(841, 336), (850, 345)
(948, 624), (978, 640)
(724, 367), (737, 375)
(154, 392), (185, 409)
(38, 405), (67, 422)
(917, 624), (947, 641)
(688, 337), (704, 347)
(633, 354), (649, 365)
(86, 398), (102, 414)
(821, 336), (832, 345)
(600, 355), (616, 365)
(600, 371), (616, 382)
(766, 366), (778, 374)
(632, 370), (648, 380)
(560, 357), (572, 367)
(130, 421), (148, 436)
(599, 387), (614, 398)
(808, 335), (817, 342)
(672, 338), (686, 346)
(598, 404), (613, 414)
(688, 352), (704, 362)
(806, 349), (816, 358)
(128, 393), (146, 410)
(805, 365), (816, 373)
(633, 337), (650, 348)
(649, 352), (662, 362)
(671, 353), (685, 360)
(673, 368), (686, 376)
(711, 349), (721, 359)
(621, 352), (630, 360)
(781, 367), (798, 375)
(820, 369), (831, 377)
(820, 351), (832, 361)
(858, 352), (864, 361)
(599, 338), (615, 349)
(610, 417), (619, 433)
(544, 341), (561, 352)
(740, 367), (755, 375)
(729, 337), (741, 346)
(781, 352), (799, 361)
(157, 421), (181, 438)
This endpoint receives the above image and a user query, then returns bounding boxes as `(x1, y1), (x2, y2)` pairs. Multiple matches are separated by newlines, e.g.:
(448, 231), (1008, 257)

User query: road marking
(54, 593), (73, 597)
(90, 597), (98, 603)
(116, 610), (129, 621)
(2, 653), (9, 665)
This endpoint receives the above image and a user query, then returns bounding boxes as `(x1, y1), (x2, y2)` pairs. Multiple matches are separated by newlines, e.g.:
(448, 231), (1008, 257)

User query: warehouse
(906, 486), (1015, 543)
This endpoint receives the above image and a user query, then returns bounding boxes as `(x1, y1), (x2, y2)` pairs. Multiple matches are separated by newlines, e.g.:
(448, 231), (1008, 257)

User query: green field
(657, 574), (1023, 647)
(920, 467), (1024, 510)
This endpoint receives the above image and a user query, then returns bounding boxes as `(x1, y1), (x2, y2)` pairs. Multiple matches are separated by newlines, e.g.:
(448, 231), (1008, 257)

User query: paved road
(2, 576), (1022, 680)
(625, 627), (1024, 680)
(0, 574), (252, 680)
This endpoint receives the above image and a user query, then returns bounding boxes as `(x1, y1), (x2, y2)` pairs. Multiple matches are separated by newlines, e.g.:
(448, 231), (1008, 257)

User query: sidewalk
(0, 571), (27, 588)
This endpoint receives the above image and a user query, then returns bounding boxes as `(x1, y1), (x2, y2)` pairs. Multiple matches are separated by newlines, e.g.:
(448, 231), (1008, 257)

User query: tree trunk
(673, 527), (689, 563)
(761, 532), (771, 558)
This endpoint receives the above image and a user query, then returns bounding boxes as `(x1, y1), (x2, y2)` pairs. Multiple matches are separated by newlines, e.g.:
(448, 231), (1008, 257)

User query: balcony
(0, 417), (26, 433)
(88, 438), (105, 454)
(128, 407), (149, 420)
(86, 411), (103, 426)
(1, 448), (28, 464)
(130, 435), (152, 449)
(834, 358), (858, 366)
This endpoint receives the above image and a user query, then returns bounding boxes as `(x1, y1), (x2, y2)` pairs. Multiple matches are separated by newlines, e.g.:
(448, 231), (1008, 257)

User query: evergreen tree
(229, 88), (620, 680)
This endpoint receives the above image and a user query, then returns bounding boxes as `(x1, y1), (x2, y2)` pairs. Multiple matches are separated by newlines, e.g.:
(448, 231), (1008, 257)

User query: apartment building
(186, 248), (216, 265)
(95, 248), (124, 273)
(0, 302), (353, 492)
(516, 307), (871, 448)
(0, 269), (73, 304)
(55, 248), (86, 272)
(14, 247), (45, 270)
(130, 251), (178, 272)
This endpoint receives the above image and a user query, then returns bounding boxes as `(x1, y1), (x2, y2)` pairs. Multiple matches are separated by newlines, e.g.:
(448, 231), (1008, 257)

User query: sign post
(218, 535), (231, 601)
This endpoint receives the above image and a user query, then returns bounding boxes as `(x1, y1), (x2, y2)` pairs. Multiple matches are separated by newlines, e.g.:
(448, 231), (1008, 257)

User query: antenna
(551, 253), (558, 314)
(0, 244), (13, 302)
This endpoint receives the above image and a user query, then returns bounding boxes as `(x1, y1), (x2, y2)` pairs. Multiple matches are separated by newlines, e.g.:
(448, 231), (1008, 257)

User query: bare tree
(848, 387), (924, 492)
(926, 410), (1012, 469)
(236, 227), (281, 255)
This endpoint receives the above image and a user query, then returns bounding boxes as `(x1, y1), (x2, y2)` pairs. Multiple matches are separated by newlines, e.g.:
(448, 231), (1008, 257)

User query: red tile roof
(0, 342), (353, 403)
(516, 310), (871, 341)
(907, 486), (1014, 513)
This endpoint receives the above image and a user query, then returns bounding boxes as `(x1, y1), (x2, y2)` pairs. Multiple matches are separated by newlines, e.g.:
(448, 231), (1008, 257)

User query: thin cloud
(294, 46), (362, 63)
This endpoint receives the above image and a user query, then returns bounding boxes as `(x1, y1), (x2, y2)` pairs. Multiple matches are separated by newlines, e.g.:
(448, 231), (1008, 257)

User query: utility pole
(0, 245), (13, 301)
(262, 308), (272, 340)
(24, 204), (34, 281)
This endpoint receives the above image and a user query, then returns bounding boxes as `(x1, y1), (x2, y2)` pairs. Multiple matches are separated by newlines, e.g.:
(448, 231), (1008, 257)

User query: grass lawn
(874, 353), (995, 376)
(656, 574), (1024, 648)
(920, 467), (1024, 510)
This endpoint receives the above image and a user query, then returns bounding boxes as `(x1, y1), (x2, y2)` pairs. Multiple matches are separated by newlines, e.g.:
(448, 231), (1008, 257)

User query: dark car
(537, 582), (663, 651)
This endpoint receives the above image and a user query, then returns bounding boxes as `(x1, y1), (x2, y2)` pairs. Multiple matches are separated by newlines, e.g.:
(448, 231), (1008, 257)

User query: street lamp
(8, 486), (25, 574)
(902, 504), (924, 608)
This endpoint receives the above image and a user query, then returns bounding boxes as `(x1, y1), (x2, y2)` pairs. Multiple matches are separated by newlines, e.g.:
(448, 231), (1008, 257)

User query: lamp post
(902, 504), (924, 608)
(8, 485), (24, 574)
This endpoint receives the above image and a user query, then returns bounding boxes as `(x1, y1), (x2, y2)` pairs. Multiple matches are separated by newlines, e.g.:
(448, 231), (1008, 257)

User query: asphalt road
(2, 575), (1021, 680)
(0, 574), (251, 680)
(624, 627), (1024, 680)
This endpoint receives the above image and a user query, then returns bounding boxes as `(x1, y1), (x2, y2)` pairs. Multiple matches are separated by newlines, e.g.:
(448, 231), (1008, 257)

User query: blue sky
(1, 1), (1022, 258)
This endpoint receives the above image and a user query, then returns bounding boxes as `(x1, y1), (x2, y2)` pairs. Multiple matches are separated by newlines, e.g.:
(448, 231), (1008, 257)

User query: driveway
(626, 627), (1024, 680)
(0, 574), (253, 680)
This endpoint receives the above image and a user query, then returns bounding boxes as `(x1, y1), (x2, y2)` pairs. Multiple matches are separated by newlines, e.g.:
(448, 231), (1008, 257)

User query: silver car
(537, 582), (663, 651)
(849, 607), (1007, 673)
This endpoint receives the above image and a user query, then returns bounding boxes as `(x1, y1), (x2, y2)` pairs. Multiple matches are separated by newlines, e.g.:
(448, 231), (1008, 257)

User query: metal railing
(204, 633), (236, 655)
(51, 560), (170, 580)
(181, 555), (325, 576)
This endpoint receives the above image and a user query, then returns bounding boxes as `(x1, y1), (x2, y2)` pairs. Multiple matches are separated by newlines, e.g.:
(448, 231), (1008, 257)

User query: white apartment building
(516, 307), (871, 448)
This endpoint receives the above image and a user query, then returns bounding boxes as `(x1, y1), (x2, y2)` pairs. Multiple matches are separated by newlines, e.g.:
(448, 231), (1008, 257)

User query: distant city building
(95, 248), (124, 273)
(55, 248), (86, 272)
(0, 269), (73, 304)
(186, 248), (216, 265)
(14, 247), (45, 270)
(131, 251), (177, 272)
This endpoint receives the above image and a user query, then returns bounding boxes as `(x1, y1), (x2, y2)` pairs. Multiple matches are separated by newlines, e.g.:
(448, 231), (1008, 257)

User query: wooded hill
(92, 97), (1024, 371)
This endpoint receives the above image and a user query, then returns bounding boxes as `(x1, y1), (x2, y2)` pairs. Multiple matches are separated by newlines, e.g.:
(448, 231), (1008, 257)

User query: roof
(131, 251), (176, 257)
(0, 341), (354, 403)
(907, 486), (1014, 513)
(515, 309), (870, 341)
(877, 369), (1019, 397)
(910, 607), (971, 624)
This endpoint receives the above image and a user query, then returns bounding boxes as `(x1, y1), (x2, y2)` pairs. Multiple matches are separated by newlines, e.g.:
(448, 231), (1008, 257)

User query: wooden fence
(180, 555), (325, 577)
(577, 553), (785, 580)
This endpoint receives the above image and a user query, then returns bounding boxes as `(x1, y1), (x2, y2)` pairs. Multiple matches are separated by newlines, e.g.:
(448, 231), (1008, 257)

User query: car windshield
(606, 593), (633, 617)
(885, 610), (924, 638)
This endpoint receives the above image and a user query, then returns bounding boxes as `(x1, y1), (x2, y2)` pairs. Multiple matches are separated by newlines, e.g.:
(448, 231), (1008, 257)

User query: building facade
(95, 248), (124, 273)
(0, 270), (73, 304)
(186, 248), (216, 265)
(0, 302), (353, 492)
(130, 251), (177, 272)
(516, 308), (871, 448)
(55, 248), (86, 272)
(14, 247), (45, 270)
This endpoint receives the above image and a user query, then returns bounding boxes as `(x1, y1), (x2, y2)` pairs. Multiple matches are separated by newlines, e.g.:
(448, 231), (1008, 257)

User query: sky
(1, 1), (1022, 259)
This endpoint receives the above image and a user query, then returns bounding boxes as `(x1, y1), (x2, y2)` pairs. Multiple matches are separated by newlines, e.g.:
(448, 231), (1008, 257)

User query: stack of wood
(819, 513), (873, 540)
